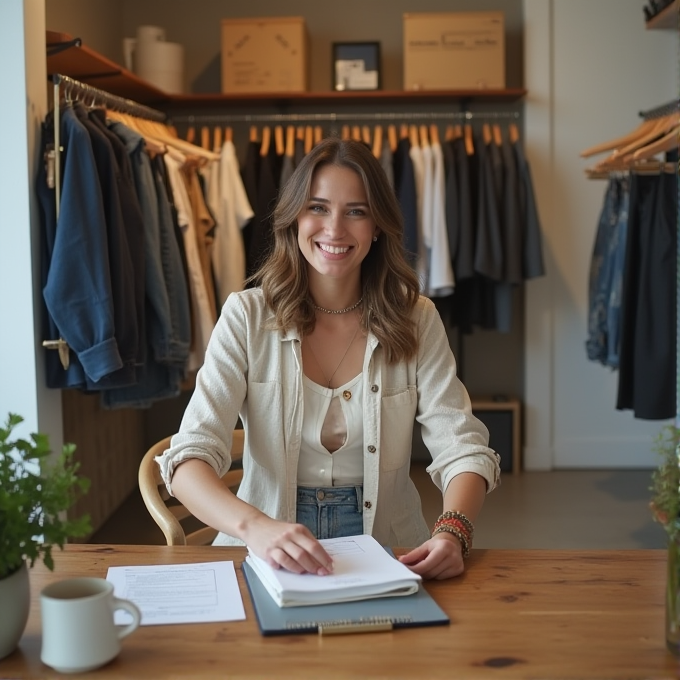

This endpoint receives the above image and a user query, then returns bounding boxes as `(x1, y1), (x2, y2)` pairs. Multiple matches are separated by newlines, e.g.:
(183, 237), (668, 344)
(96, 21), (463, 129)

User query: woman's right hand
(242, 515), (334, 575)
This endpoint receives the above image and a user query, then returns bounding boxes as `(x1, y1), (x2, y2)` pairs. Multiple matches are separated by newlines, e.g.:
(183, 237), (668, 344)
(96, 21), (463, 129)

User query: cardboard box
(403, 12), (505, 91)
(221, 17), (308, 93)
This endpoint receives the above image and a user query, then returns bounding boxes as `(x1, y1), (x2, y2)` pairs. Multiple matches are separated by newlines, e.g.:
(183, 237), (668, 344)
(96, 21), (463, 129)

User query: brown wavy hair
(251, 138), (420, 363)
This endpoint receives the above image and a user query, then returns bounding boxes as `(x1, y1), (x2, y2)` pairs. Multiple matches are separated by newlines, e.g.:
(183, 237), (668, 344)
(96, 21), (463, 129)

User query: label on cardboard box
(404, 12), (505, 91)
(221, 17), (308, 93)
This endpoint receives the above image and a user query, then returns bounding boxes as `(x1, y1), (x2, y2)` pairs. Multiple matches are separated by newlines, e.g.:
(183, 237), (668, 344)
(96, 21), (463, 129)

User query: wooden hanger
(492, 124), (503, 146)
(274, 125), (285, 155)
(200, 125), (211, 150)
(186, 125), (196, 143)
(285, 125), (296, 157)
(341, 124), (351, 140)
(508, 122), (520, 144)
(445, 124), (454, 142)
(482, 123), (492, 145)
(249, 125), (259, 143)
(106, 111), (218, 162)
(304, 125), (313, 154)
(387, 124), (398, 152)
(610, 114), (678, 159)
(453, 124), (463, 139)
(260, 126), (271, 156)
(419, 124), (429, 147)
(464, 124), (475, 155)
(629, 124), (680, 162)
(213, 125), (222, 151)
(399, 123), (409, 140)
(225, 126), (233, 143)
(372, 124), (382, 158)
(351, 125), (362, 142)
(362, 125), (371, 145)
(409, 124), (419, 148)
(314, 125), (323, 145)
(429, 124), (440, 145)
(297, 126), (305, 143)
(579, 117), (661, 158)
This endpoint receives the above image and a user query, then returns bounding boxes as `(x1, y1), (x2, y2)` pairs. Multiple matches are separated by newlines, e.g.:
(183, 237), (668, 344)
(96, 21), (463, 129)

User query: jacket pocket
(379, 386), (417, 471)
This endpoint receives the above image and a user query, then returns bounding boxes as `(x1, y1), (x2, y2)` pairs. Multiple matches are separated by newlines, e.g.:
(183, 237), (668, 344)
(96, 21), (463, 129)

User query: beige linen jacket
(157, 288), (500, 548)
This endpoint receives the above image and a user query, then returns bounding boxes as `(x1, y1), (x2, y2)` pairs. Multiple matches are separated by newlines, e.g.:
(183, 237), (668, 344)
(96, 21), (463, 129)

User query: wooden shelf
(47, 31), (526, 110)
(646, 0), (678, 29)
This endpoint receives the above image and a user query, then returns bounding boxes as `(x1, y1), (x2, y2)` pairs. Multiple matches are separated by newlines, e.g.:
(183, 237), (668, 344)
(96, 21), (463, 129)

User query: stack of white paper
(245, 534), (421, 608)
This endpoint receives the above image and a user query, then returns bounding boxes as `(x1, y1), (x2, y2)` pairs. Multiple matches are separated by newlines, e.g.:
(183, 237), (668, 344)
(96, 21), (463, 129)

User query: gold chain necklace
(312, 296), (363, 315)
(305, 322), (361, 389)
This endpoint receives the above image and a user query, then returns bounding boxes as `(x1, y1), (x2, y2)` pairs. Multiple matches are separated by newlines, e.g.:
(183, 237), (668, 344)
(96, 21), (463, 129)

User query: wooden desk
(1, 545), (677, 679)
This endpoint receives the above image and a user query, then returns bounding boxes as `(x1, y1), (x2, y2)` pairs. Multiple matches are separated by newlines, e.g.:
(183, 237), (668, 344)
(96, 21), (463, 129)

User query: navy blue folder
(241, 559), (450, 636)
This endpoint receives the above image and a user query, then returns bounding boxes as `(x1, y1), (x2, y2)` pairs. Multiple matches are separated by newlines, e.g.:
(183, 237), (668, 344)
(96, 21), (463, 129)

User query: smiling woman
(157, 138), (500, 582)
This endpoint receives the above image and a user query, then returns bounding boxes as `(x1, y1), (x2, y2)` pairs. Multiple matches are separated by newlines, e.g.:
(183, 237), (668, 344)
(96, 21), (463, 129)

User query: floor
(90, 463), (667, 550)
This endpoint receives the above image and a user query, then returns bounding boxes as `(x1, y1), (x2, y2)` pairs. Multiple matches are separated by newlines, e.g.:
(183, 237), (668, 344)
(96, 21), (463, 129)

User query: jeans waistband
(297, 485), (363, 512)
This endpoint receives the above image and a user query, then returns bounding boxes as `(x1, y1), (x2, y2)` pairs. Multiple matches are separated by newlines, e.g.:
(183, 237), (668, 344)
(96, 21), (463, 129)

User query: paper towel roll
(135, 25), (166, 43)
(135, 41), (185, 93)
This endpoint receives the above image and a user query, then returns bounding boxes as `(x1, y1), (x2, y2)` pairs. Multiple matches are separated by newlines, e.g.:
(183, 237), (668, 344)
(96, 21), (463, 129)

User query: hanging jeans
(586, 177), (628, 366)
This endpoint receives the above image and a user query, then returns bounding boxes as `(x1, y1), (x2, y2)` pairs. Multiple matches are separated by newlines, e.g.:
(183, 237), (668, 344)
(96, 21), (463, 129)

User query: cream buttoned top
(157, 288), (500, 548)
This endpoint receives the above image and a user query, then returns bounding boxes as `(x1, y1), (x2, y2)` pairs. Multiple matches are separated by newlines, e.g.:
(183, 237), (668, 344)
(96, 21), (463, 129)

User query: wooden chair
(138, 430), (245, 546)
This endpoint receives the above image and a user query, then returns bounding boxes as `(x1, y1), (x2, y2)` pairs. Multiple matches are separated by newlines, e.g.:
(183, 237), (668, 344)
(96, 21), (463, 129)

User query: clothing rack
(171, 110), (521, 125)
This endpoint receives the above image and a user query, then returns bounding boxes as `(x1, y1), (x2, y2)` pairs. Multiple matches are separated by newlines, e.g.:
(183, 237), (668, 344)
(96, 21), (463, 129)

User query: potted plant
(649, 424), (680, 655)
(0, 412), (91, 659)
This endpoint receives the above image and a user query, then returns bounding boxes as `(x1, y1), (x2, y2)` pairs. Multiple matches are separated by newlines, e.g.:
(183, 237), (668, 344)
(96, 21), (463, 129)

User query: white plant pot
(0, 561), (30, 660)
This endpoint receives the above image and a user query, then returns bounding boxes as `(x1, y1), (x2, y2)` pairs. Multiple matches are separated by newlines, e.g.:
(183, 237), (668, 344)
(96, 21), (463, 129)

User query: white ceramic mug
(40, 577), (141, 674)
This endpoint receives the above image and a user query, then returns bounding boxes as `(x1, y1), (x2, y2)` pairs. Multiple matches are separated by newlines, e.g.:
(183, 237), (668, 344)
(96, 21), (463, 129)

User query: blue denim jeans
(296, 486), (364, 539)
(586, 177), (629, 366)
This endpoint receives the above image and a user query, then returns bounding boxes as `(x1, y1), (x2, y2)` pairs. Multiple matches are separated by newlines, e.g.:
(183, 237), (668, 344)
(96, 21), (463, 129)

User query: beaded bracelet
(433, 517), (471, 542)
(432, 525), (471, 558)
(436, 510), (474, 536)
(431, 510), (474, 558)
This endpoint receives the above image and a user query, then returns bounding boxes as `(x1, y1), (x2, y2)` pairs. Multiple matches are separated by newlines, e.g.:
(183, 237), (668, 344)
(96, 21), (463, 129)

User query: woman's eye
(348, 209), (366, 216)
(308, 204), (325, 213)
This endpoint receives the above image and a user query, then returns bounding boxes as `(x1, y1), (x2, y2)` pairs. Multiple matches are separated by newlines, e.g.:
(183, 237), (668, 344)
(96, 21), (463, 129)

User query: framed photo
(332, 42), (381, 91)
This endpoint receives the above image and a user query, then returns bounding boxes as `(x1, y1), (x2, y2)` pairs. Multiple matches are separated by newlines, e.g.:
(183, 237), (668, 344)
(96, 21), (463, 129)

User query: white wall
(0, 0), (62, 442)
(524, 0), (677, 469)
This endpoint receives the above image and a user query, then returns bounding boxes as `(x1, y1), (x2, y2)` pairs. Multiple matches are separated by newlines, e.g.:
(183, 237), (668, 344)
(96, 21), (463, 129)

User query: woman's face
(297, 164), (378, 285)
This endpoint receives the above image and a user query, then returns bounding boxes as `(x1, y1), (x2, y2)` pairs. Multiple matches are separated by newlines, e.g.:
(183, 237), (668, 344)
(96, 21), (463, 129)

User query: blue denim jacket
(38, 107), (124, 387)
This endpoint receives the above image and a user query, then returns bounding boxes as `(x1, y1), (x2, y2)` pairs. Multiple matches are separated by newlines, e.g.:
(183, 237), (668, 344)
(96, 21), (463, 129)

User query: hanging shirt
(409, 143), (427, 292)
(164, 153), (215, 371)
(212, 140), (252, 305)
(427, 140), (455, 297)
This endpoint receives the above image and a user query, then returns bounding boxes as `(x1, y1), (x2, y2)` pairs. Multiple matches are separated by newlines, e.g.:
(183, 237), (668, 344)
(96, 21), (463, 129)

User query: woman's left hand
(397, 532), (465, 580)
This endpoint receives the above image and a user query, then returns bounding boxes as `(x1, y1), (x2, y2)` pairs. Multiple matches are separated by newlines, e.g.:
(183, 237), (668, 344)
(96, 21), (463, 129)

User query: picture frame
(332, 42), (381, 91)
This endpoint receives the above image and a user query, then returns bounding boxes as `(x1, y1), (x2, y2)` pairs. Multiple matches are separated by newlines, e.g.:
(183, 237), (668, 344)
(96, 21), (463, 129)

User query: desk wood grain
(1, 545), (677, 679)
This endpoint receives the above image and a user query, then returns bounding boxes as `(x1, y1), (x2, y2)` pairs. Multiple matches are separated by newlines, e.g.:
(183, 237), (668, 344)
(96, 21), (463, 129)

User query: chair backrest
(138, 429), (245, 546)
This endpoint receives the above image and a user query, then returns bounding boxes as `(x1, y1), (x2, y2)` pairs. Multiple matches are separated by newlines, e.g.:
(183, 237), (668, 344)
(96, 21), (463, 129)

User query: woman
(158, 138), (500, 580)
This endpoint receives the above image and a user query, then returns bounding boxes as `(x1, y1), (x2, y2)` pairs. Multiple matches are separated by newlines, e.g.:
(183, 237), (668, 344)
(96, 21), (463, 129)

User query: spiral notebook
(242, 556), (450, 636)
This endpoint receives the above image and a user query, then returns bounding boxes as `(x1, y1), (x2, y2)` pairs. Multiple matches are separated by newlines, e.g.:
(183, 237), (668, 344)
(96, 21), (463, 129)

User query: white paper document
(245, 534), (421, 608)
(107, 561), (246, 626)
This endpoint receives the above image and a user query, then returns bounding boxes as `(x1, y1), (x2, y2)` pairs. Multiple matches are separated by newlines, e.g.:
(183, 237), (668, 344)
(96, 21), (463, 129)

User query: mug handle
(113, 597), (142, 639)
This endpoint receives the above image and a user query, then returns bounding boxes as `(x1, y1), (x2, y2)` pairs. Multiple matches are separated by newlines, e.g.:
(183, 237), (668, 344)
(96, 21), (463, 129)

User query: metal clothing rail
(51, 74), (167, 123)
(171, 110), (522, 125)
(51, 73), (166, 216)
(639, 99), (679, 120)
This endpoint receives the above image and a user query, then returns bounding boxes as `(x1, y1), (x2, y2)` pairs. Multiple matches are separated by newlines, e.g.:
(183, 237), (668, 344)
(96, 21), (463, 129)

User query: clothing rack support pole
(53, 76), (61, 218)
